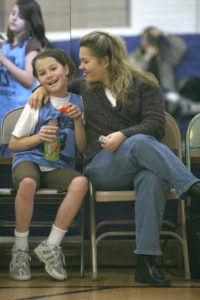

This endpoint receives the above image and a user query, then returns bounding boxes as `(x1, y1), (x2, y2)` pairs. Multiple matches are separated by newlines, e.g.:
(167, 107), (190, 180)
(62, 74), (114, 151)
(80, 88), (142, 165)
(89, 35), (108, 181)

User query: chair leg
(180, 200), (191, 280)
(89, 181), (98, 280)
(79, 205), (84, 278)
(80, 238), (84, 278)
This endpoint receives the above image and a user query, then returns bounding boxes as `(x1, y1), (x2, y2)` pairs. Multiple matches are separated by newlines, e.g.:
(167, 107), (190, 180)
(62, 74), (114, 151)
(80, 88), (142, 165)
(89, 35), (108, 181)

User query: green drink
(44, 119), (60, 161)
(44, 138), (60, 161)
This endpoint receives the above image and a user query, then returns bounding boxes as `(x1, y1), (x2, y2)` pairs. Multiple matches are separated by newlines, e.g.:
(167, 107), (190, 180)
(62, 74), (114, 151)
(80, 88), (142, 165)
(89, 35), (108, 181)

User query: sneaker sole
(34, 247), (67, 281)
(10, 273), (31, 281)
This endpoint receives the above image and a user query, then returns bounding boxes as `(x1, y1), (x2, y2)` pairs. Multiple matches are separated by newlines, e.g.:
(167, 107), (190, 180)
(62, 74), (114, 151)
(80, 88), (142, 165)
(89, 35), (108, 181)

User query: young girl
(8, 48), (88, 281)
(0, 0), (52, 125)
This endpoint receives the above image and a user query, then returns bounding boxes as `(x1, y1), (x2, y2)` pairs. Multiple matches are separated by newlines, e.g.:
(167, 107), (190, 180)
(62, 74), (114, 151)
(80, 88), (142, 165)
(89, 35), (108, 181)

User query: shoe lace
(43, 244), (66, 268)
(12, 250), (31, 267)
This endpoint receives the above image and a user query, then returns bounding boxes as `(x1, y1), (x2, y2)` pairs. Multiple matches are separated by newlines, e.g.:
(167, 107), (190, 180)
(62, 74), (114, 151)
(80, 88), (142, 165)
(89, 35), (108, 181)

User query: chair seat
(0, 188), (65, 195)
(95, 188), (178, 202)
(96, 190), (136, 202)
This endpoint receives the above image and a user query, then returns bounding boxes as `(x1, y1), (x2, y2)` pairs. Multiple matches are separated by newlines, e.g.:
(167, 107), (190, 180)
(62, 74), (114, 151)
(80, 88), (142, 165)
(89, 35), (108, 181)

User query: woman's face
(79, 46), (110, 87)
(9, 5), (26, 34)
(35, 57), (69, 98)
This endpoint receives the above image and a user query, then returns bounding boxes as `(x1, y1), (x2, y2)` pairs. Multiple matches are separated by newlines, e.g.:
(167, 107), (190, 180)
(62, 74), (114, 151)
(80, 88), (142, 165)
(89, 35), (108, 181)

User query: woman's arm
(74, 118), (87, 153)
(29, 85), (50, 108)
(165, 34), (187, 67)
(28, 78), (85, 109)
(120, 83), (166, 141)
(66, 102), (87, 153)
(129, 48), (154, 71)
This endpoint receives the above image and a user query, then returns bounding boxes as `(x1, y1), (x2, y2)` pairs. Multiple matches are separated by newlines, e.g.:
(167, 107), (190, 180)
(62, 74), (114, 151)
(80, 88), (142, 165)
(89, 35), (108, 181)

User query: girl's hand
(101, 132), (127, 151)
(38, 125), (57, 142)
(63, 103), (82, 120)
(29, 86), (49, 109)
(0, 49), (5, 64)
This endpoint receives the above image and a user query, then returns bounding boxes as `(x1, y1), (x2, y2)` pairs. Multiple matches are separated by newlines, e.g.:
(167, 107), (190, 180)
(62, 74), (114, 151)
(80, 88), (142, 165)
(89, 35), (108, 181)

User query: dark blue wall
(52, 34), (200, 84)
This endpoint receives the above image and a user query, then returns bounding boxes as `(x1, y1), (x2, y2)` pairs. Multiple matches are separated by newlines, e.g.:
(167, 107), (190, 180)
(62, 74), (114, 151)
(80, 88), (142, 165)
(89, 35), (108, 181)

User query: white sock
(14, 230), (29, 250)
(46, 224), (68, 247)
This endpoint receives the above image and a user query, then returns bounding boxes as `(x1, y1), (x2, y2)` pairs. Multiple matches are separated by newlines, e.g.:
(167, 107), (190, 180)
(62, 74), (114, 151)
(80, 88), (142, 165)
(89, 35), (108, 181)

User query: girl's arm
(9, 133), (41, 153)
(0, 49), (38, 88)
(9, 124), (57, 153)
(9, 103), (57, 153)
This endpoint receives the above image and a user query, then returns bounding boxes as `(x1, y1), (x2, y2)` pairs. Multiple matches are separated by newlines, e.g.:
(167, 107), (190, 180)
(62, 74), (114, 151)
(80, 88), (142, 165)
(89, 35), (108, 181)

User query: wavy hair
(79, 31), (158, 103)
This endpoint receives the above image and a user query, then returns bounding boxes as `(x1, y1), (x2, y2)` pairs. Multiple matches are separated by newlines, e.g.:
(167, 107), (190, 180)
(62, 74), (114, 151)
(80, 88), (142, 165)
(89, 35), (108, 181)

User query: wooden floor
(0, 266), (200, 300)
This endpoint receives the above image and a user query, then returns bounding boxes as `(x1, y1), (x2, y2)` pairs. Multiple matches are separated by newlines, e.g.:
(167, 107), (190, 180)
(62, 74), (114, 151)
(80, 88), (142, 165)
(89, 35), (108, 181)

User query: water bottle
(44, 119), (60, 161)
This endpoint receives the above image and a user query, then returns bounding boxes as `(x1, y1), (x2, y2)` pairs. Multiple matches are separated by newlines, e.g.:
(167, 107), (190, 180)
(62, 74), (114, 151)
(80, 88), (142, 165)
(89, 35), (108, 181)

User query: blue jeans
(85, 134), (199, 255)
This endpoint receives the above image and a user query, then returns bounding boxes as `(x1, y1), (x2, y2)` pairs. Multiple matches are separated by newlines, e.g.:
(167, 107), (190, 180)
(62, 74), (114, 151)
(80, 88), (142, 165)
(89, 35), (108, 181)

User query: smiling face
(35, 57), (69, 98)
(9, 4), (26, 34)
(79, 46), (110, 87)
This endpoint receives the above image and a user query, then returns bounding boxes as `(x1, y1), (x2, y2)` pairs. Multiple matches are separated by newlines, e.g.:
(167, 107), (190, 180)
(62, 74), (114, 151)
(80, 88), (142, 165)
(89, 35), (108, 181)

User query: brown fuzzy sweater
(68, 75), (166, 163)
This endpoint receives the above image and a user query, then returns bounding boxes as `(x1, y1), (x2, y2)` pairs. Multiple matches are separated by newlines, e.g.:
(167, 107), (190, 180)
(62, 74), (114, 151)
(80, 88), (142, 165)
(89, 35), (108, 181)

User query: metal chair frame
(185, 113), (200, 171)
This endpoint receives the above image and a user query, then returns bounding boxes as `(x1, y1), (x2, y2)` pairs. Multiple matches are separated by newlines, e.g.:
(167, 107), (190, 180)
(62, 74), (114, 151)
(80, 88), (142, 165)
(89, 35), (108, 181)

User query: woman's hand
(144, 45), (158, 61)
(101, 131), (127, 151)
(29, 86), (49, 109)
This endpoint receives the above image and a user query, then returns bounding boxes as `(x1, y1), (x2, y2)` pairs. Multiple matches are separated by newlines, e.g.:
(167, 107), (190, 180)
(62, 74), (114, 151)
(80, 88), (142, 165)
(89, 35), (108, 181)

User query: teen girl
(0, 0), (52, 124)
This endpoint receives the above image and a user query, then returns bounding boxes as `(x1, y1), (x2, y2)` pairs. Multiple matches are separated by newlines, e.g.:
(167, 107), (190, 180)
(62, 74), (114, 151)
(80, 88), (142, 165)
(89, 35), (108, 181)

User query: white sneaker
(9, 248), (31, 280)
(34, 240), (67, 280)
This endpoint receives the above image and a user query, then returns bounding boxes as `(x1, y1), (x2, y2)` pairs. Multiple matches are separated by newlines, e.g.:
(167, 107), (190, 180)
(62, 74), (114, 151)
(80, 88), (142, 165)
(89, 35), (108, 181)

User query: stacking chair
(185, 113), (200, 171)
(0, 106), (85, 277)
(89, 112), (190, 280)
(185, 113), (200, 207)
(185, 113), (200, 279)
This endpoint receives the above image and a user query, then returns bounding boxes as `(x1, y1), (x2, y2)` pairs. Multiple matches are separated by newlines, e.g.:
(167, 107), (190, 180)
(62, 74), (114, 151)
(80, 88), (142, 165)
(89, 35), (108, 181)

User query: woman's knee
(128, 134), (153, 148)
(134, 170), (170, 193)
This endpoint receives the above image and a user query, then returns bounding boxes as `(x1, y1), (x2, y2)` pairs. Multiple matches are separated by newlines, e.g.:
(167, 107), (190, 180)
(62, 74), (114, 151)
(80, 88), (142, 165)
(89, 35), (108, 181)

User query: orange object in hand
(59, 106), (69, 115)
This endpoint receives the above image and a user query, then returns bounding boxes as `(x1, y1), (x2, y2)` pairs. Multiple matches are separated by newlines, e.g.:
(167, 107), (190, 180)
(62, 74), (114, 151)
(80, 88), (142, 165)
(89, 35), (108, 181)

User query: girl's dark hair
(32, 48), (76, 81)
(7, 0), (52, 48)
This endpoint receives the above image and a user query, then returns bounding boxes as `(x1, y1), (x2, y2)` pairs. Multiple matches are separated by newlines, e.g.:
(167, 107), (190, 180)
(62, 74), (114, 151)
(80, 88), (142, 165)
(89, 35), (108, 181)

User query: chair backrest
(161, 112), (182, 161)
(185, 113), (200, 171)
(0, 106), (24, 156)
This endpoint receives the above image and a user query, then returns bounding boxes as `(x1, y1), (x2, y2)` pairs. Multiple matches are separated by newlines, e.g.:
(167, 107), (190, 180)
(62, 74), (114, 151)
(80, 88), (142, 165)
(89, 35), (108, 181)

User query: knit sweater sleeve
(120, 79), (166, 141)
(68, 77), (86, 95)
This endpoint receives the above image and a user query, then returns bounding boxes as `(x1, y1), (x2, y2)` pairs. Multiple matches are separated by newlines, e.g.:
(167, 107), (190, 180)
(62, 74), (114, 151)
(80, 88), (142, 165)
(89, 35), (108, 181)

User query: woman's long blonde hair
(79, 31), (158, 103)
